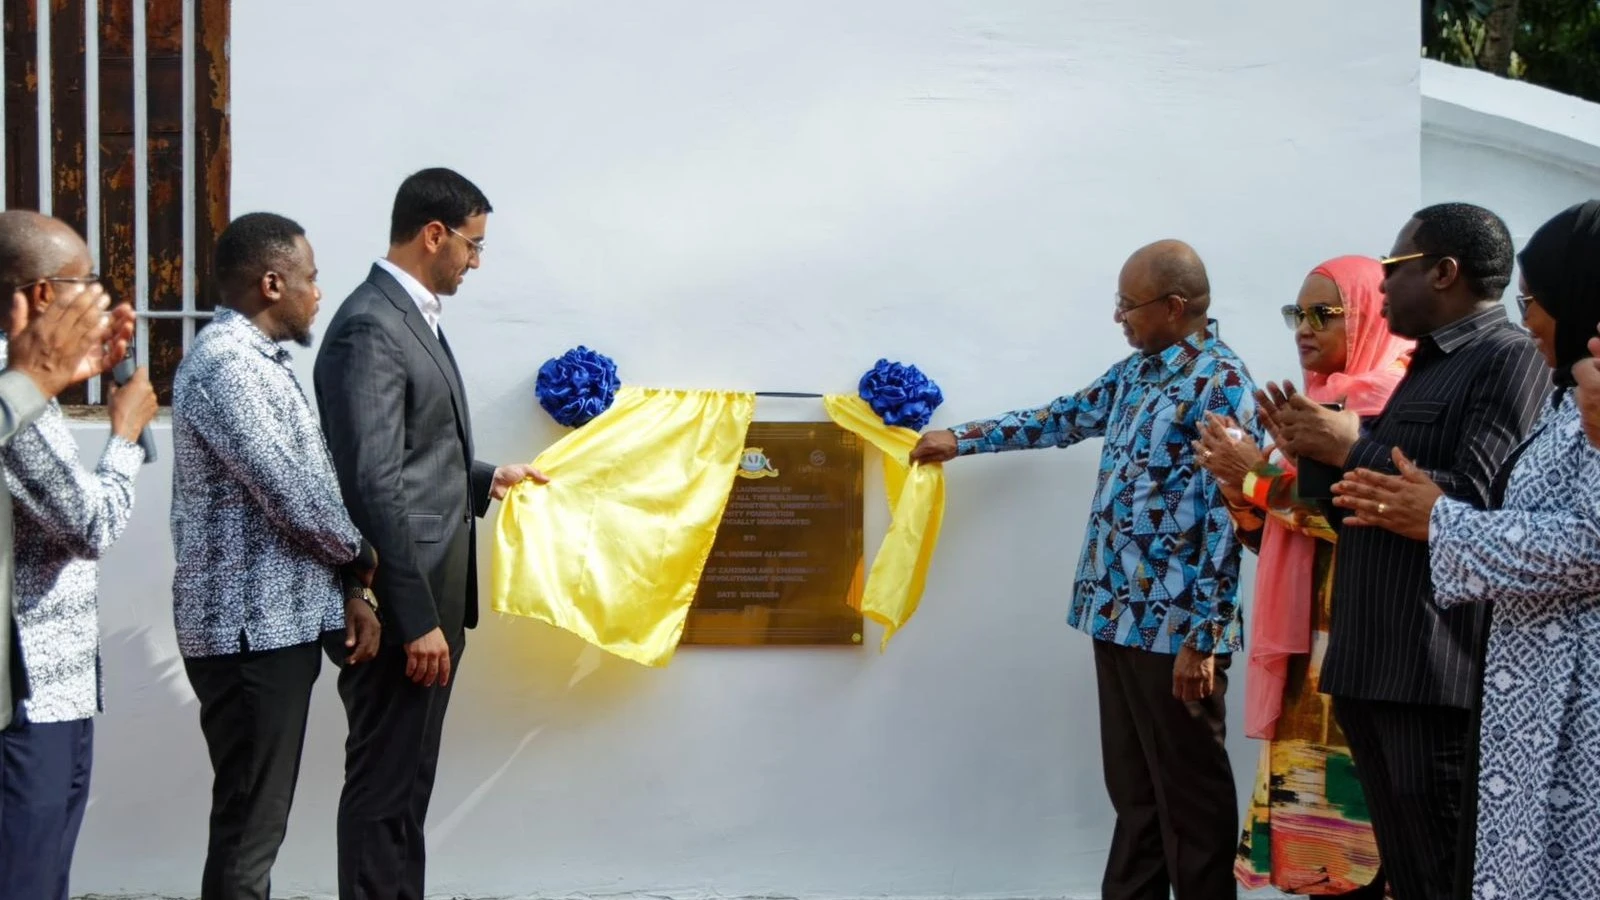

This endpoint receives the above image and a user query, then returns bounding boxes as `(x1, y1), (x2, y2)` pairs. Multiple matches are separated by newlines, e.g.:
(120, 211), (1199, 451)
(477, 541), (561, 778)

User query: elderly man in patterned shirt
(0, 210), (158, 899)
(912, 240), (1259, 900)
(0, 280), (135, 735)
(170, 212), (379, 900)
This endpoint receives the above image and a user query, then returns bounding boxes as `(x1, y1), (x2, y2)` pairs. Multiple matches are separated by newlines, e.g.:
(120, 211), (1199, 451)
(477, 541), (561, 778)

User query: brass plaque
(684, 421), (865, 646)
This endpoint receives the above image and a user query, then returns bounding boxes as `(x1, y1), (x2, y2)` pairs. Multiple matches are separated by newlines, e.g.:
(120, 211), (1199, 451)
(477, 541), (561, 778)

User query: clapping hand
(6, 286), (136, 397)
(1574, 330), (1600, 450)
(1330, 447), (1442, 542)
(1253, 381), (1360, 467)
(1191, 413), (1264, 490)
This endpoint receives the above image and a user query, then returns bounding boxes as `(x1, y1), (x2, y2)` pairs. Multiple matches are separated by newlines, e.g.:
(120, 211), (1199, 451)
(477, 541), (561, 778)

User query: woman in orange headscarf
(1195, 256), (1412, 896)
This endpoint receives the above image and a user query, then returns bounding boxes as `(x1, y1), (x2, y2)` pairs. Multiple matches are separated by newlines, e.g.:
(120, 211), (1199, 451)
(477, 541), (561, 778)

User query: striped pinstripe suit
(1319, 305), (1547, 900)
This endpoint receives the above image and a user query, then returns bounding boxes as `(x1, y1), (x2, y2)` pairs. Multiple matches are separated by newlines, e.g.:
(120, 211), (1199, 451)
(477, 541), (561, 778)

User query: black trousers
(1093, 641), (1237, 900)
(328, 632), (463, 900)
(184, 640), (322, 900)
(1332, 696), (1470, 900)
(0, 706), (94, 900)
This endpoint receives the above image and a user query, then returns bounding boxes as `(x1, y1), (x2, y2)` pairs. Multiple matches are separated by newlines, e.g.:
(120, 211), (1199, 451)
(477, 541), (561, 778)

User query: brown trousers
(1093, 640), (1238, 900)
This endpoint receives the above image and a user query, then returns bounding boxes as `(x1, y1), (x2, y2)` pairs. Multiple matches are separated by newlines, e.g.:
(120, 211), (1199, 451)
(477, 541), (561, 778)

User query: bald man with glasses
(0, 209), (152, 899)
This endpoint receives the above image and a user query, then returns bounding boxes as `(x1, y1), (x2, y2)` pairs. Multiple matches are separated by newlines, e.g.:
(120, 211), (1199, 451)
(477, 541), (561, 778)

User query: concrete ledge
(1422, 58), (1600, 176)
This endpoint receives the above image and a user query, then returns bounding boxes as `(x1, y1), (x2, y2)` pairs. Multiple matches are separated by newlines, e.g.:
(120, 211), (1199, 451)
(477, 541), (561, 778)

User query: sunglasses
(1281, 304), (1345, 331)
(1377, 252), (1444, 279)
(1515, 293), (1536, 318)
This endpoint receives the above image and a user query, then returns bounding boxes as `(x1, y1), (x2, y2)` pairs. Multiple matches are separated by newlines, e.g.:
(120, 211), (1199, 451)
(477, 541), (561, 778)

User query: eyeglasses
(1515, 293), (1536, 318)
(1114, 292), (1180, 315)
(445, 226), (485, 258)
(14, 273), (101, 291)
(1281, 304), (1345, 331)
(1377, 252), (1443, 279)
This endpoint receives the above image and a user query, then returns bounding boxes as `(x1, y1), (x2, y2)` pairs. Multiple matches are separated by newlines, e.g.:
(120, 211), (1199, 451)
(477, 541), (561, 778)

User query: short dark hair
(214, 212), (306, 303)
(1410, 202), (1514, 300)
(389, 167), (492, 245)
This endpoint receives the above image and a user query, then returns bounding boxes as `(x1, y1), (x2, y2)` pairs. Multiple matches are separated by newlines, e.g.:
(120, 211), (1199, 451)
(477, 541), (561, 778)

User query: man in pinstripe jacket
(1264, 203), (1548, 900)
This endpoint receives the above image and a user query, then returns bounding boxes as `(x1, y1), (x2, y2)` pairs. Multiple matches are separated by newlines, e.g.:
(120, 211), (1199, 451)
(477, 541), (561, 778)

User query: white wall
(71, 2), (1420, 897)
(1422, 59), (1600, 288)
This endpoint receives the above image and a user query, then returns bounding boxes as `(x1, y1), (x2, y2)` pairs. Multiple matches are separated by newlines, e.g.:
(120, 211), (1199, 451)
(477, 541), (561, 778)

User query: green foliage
(1423, 0), (1600, 103)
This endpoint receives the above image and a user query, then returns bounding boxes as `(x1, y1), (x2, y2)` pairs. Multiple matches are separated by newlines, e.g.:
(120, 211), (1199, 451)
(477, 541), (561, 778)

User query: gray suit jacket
(0, 369), (50, 728)
(314, 266), (496, 644)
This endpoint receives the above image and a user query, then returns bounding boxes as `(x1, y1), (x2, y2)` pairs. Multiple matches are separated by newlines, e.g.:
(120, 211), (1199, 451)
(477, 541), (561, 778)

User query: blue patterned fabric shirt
(952, 320), (1259, 654)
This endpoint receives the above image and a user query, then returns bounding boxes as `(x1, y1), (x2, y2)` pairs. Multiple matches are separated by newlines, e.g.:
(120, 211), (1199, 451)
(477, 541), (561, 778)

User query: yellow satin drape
(491, 386), (756, 667)
(823, 395), (946, 650)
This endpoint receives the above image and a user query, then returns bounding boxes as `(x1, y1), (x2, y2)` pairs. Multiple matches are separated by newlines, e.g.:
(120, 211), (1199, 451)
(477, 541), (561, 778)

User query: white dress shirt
(375, 258), (441, 337)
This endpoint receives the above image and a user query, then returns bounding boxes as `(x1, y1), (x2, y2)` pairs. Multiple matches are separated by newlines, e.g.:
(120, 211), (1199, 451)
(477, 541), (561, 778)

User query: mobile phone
(1296, 402), (1346, 500)
(112, 351), (158, 464)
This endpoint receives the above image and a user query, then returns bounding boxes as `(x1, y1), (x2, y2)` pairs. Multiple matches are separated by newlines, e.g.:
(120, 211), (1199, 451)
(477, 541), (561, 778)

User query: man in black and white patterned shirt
(0, 279), (135, 734)
(171, 212), (380, 900)
(0, 210), (157, 899)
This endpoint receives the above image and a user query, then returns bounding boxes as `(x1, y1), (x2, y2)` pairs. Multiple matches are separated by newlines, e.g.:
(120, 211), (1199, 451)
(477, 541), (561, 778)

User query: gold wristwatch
(346, 584), (378, 612)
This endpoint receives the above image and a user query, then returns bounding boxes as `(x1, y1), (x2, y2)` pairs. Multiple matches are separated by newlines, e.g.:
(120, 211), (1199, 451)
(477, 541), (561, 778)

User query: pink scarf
(1244, 256), (1414, 739)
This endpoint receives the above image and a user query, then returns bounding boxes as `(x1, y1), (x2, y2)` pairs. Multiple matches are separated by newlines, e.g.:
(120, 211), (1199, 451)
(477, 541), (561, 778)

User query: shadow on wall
(83, 625), (212, 890)
(80, 588), (668, 896)
(423, 619), (654, 843)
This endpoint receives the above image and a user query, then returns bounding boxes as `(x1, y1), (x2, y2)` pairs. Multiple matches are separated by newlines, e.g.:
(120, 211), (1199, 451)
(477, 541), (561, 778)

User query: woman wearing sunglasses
(1193, 256), (1412, 896)
(1333, 200), (1600, 898)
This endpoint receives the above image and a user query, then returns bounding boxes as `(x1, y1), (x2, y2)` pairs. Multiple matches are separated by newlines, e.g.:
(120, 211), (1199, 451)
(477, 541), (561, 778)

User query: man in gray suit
(0, 283), (135, 730)
(314, 167), (543, 900)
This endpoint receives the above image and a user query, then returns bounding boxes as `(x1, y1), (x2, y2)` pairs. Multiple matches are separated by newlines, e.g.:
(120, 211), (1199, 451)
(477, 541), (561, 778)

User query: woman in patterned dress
(1334, 199), (1600, 899)
(1195, 256), (1412, 896)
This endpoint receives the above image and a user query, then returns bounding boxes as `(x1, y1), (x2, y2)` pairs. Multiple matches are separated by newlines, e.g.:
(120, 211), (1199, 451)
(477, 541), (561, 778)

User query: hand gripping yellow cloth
(490, 386), (756, 666)
(822, 395), (946, 650)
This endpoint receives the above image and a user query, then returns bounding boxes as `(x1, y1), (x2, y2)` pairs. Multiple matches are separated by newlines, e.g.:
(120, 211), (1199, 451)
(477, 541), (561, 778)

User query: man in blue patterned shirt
(913, 240), (1258, 900)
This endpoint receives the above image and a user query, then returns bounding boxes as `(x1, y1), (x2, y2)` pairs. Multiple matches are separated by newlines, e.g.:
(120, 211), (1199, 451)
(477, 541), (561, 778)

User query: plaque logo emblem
(736, 447), (779, 479)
